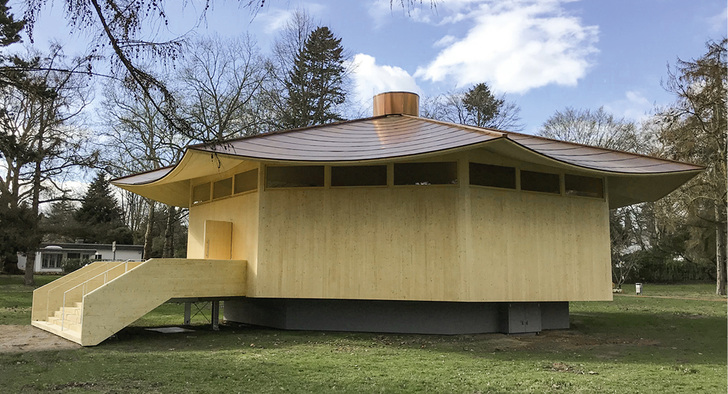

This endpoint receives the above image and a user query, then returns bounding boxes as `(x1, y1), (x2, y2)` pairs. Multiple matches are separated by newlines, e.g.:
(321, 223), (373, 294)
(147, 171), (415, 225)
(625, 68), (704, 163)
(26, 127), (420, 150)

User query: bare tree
(271, 9), (316, 80)
(539, 107), (642, 152)
(178, 34), (271, 142)
(422, 83), (524, 131)
(100, 82), (186, 259)
(0, 45), (95, 284)
(23, 0), (204, 140)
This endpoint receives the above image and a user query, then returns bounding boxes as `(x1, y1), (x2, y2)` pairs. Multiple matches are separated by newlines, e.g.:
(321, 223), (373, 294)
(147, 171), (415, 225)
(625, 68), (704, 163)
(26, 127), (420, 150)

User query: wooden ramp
(31, 258), (246, 346)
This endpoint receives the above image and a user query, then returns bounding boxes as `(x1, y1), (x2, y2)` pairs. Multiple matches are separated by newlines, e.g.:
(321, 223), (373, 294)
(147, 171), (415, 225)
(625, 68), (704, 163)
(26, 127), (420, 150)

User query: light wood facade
(185, 148), (612, 303)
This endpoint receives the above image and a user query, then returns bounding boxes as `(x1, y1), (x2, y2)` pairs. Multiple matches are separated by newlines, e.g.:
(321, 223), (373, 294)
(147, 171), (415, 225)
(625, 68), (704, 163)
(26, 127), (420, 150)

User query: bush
(62, 258), (92, 274)
(626, 249), (713, 283)
(1, 254), (22, 274)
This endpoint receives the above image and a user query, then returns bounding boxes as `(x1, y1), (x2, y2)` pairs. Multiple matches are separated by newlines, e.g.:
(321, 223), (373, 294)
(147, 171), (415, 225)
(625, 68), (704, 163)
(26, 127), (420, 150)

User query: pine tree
(282, 26), (346, 128)
(75, 172), (132, 244)
(0, 0), (28, 90)
(658, 39), (727, 295)
(42, 200), (81, 242)
(0, 194), (39, 273)
(422, 82), (523, 131)
(462, 83), (504, 128)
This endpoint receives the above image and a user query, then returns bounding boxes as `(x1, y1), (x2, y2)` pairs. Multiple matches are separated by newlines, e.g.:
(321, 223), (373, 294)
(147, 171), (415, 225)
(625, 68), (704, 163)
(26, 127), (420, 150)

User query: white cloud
(257, 9), (297, 34)
(369, 0), (487, 27)
(604, 90), (654, 122)
(348, 53), (422, 110)
(433, 35), (457, 48)
(413, 0), (599, 94)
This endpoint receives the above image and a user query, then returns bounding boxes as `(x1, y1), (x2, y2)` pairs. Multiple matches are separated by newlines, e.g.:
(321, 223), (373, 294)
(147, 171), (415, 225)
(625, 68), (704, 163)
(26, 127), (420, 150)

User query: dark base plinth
(224, 298), (569, 334)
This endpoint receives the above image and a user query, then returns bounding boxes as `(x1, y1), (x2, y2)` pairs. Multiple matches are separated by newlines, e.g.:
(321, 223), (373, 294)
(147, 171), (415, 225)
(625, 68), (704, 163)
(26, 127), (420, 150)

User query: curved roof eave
(504, 132), (704, 175)
(109, 115), (703, 209)
(496, 134), (704, 176)
(483, 136), (700, 208)
(110, 149), (256, 207)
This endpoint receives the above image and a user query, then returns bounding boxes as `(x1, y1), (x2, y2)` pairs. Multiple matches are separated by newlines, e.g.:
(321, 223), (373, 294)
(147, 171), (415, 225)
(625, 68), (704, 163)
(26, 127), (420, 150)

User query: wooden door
(204, 220), (232, 260)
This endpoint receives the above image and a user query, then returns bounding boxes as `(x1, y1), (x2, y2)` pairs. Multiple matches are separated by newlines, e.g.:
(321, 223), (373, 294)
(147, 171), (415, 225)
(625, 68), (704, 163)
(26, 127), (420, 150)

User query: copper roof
(506, 133), (700, 174)
(112, 166), (174, 185)
(189, 115), (504, 162)
(112, 113), (703, 208)
(167, 115), (698, 174)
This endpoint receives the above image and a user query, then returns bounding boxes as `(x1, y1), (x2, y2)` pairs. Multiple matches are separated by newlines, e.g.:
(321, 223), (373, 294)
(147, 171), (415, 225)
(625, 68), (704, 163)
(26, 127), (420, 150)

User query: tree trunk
(24, 252), (36, 286)
(162, 205), (175, 258)
(143, 200), (155, 260)
(24, 124), (46, 287)
(717, 205), (727, 295)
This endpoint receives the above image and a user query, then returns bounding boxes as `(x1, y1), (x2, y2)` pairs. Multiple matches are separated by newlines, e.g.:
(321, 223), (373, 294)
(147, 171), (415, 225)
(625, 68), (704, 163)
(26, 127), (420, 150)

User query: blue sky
(15, 0), (728, 133)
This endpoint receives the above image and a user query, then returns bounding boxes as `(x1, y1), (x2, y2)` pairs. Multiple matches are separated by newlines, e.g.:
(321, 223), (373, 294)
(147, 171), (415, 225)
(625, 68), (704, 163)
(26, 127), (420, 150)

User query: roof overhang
(112, 150), (251, 207)
(486, 136), (703, 208)
(111, 115), (703, 209)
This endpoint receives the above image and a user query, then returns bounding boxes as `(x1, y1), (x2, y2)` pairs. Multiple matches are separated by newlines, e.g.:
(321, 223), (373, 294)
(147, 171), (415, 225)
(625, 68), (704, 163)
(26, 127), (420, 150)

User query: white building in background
(18, 243), (144, 273)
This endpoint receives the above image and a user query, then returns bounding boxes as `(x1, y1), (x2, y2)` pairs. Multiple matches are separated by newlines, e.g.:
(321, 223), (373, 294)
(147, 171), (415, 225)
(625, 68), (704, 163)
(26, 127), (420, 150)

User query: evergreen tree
(0, 0), (29, 90)
(0, 194), (39, 273)
(75, 172), (132, 244)
(657, 38), (727, 295)
(42, 200), (81, 242)
(422, 82), (523, 131)
(462, 83), (504, 128)
(282, 26), (346, 128)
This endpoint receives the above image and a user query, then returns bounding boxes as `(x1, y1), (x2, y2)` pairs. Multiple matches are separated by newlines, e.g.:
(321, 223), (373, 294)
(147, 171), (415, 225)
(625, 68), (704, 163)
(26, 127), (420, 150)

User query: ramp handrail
(58, 260), (138, 331)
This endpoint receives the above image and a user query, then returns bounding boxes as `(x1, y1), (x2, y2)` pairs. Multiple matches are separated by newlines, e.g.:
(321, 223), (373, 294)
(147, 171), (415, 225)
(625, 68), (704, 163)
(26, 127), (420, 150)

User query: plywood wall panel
(257, 186), (461, 301)
(254, 166), (611, 302)
(187, 152), (611, 303)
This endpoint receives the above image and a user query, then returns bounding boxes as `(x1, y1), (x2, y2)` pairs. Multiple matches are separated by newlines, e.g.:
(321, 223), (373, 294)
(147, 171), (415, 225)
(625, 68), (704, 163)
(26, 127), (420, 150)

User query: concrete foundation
(224, 298), (569, 334)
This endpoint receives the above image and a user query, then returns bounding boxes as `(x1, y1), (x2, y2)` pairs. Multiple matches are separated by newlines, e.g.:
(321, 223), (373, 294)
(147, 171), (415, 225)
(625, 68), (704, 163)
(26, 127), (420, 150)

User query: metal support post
(211, 300), (220, 331)
(184, 302), (191, 325)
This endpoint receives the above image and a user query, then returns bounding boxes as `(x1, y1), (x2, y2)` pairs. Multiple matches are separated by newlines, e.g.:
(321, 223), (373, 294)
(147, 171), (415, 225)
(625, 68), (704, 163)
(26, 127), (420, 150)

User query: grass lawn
(1, 276), (726, 393)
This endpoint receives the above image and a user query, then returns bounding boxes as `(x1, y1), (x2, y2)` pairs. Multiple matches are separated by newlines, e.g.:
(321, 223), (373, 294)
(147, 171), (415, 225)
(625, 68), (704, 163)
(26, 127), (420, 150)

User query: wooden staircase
(31, 259), (246, 346)
(33, 303), (84, 343)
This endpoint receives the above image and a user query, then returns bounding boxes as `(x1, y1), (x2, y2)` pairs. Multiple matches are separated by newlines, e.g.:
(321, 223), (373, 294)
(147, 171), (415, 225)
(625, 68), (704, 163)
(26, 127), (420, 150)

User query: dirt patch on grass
(514, 329), (661, 351)
(0, 325), (80, 353)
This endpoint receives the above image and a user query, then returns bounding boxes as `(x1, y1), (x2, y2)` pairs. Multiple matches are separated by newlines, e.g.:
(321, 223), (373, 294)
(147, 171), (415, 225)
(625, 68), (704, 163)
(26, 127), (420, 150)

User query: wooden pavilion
(31, 92), (702, 345)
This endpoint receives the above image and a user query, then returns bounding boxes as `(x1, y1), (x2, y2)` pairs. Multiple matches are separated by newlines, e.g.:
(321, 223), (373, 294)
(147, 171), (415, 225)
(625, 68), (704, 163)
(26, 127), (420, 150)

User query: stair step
(47, 316), (81, 331)
(56, 306), (81, 316)
(32, 320), (82, 344)
(53, 311), (82, 323)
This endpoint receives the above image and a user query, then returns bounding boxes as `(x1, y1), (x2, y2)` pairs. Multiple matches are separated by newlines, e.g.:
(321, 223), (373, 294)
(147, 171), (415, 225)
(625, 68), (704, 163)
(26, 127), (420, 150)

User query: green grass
(0, 275), (60, 325)
(617, 282), (726, 299)
(1, 276), (726, 393)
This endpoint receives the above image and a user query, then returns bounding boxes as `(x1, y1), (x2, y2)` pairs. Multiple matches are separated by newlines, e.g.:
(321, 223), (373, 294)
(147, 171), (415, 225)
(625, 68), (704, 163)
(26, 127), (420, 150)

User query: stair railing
(59, 260), (139, 331)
